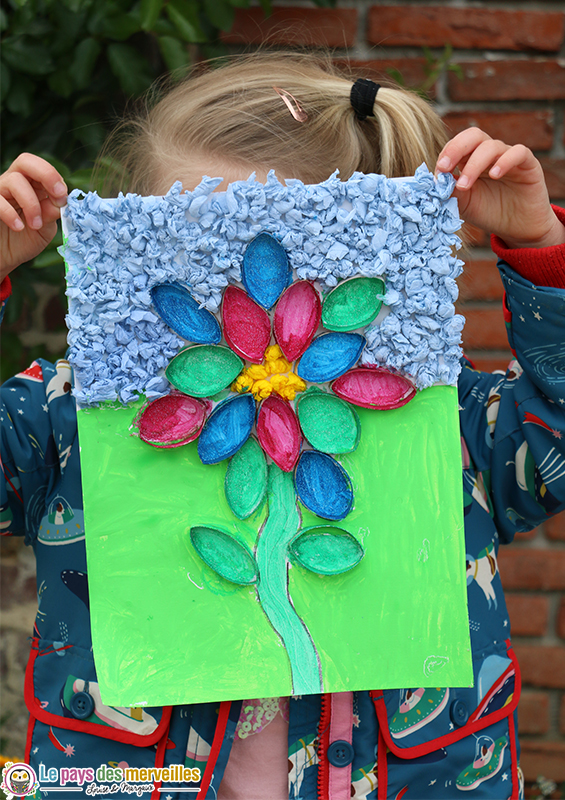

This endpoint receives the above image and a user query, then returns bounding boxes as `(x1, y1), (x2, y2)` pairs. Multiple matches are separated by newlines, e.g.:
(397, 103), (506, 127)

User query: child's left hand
(435, 127), (565, 249)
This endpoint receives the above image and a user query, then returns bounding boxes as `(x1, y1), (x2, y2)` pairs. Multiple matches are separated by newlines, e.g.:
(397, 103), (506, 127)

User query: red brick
(457, 307), (509, 350)
(464, 354), (514, 373)
(546, 512), (565, 542)
(458, 259), (503, 302)
(498, 549), (565, 591)
(339, 58), (434, 93)
(442, 111), (554, 151)
(506, 594), (549, 637)
(513, 528), (539, 543)
(367, 7), (564, 52)
(448, 60), (565, 102)
(520, 740), (565, 782)
(222, 8), (357, 47)
(561, 694), (565, 735)
(539, 158), (565, 200)
(558, 598), (565, 640)
(518, 690), (550, 734)
(514, 644), (565, 689)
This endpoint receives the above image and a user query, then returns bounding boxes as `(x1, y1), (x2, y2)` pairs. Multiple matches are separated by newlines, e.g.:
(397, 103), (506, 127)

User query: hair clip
(273, 87), (308, 123)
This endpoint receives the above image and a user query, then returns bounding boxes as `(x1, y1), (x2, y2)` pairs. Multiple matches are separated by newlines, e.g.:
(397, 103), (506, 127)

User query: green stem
(255, 464), (322, 695)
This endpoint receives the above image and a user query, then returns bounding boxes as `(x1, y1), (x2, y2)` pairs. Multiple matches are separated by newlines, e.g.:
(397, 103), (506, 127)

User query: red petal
(257, 395), (302, 472)
(138, 393), (207, 447)
(332, 368), (416, 410)
(222, 286), (271, 364)
(274, 281), (321, 362)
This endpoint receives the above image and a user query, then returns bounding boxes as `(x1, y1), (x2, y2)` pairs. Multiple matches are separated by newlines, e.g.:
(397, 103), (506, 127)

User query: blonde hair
(102, 52), (448, 195)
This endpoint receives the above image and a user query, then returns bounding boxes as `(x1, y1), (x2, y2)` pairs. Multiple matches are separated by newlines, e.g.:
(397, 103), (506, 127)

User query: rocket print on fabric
(466, 544), (498, 609)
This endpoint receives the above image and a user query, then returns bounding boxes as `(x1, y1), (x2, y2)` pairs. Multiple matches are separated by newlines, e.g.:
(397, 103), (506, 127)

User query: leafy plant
(387, 42), (464, 97)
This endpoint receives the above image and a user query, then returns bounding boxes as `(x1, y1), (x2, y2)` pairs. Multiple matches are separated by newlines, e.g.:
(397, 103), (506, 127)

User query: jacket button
(449, 699), (469, 727)
(70, 690), (95, 719)
(327, 740), (354, 767)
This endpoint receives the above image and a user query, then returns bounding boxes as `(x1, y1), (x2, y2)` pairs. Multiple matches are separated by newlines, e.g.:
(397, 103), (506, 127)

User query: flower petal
(297, 333), (365, 383)
(151, 283), (221, 343)
(166, 345), (243, 398)
(294, 451), (354, 521)
(222, 285), (272, 364)
(274, 280), (321, 362)
(257, 394), (302, 472)
(242, 232), (291, 309)
(198, 393), (255, 464)
(225, 437), (268, 519)
(296, 388), (360, 454)
(322, 276), (385, 332)
(137, 393), (207, 448)
(332, 367), (416, 410)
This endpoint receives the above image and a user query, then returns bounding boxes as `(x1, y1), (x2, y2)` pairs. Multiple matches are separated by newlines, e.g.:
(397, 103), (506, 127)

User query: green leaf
(2, 37), (55, 75)
(107, 43), (154, 96)
(289, 527), (364, 576)
(0, 8), (8, 31)
(203, 0), (234, 32)
(48, 69), (74, 98)
(166, 0), (206, 43)
(258, 0), (272, 14)
(157, 35), (191, 76)
(69, 168), (95, 192)
(71, 37), (101, 89)
(139, 0), (164, 31)
(227, 0), (250, 7)
(32, 247), (65, 269)
(102, 12), (140, 40)
(5, 72), (35, 117)
(190, 525), (258, 585)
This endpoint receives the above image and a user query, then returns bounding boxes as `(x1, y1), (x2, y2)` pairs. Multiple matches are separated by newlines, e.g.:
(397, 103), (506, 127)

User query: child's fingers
(453, 139), (513, 190)
(0, 194), (25, 230)
(486, 144), (539, 181)
(0, 171), (45, 230)
(6, 153), (67, 204)
(435, 127), (492, 174)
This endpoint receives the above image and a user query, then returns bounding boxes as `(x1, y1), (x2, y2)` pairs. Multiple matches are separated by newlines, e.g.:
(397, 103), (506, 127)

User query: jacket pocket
(25, 638), (172, 746)
(370, 639), (520, 758)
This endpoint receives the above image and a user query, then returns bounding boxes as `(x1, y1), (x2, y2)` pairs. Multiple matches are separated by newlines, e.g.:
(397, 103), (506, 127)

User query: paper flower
(137, 232), (416, 523)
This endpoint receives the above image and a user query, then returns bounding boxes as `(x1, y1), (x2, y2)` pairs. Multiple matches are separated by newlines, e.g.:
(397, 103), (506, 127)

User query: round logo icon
(1, 762), (39, 798)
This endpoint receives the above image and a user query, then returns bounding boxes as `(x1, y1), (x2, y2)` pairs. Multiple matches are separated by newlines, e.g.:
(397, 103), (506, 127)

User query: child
(1, 53), (564, 800)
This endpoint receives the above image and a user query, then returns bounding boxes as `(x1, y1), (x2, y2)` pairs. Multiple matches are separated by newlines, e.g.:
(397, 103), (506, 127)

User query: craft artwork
(62, 165), (472, 707)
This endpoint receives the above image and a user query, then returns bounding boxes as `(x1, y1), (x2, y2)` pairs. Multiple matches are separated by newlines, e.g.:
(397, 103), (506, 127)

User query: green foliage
(0, 0), (335, 378)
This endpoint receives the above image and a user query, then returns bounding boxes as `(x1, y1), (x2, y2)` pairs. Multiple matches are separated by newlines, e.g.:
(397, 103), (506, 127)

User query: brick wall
(222, 0), (565, 790)
(1, 0), (564, 786)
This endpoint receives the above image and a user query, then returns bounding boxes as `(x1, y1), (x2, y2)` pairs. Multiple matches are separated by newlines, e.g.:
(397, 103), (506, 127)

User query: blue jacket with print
(1, 262), (564, 800)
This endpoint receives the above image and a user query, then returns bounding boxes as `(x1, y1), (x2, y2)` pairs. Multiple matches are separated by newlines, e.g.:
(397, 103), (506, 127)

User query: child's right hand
(0, 154), (68, 282)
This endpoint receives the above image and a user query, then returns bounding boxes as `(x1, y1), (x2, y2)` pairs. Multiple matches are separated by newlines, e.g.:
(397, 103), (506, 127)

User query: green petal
(322, 277), (385, 332)
(165, 345), (243, 397)
(296, 388), (360, 454)
(225, 438), (267, 520)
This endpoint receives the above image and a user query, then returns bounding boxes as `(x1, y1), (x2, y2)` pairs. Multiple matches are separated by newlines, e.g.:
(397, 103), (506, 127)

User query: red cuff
(0, 275), (12, 303)
(490, 205), (565, 289)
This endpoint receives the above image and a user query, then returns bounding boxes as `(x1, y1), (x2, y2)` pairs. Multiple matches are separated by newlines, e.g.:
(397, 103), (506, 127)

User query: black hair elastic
(350, 78), (380, 121)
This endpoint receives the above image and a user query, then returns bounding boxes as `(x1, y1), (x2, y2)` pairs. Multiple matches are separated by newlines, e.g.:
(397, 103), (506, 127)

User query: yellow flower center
(232, 344), (307, 401)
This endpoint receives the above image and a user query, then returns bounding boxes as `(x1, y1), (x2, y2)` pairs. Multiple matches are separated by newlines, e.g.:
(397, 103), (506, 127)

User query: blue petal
(198, 394), (256, 464)
(294, 451), (353, 521)
(241, 233), (291, 309)
(151, 283), (221, 344)
(297, 333), (365, 383)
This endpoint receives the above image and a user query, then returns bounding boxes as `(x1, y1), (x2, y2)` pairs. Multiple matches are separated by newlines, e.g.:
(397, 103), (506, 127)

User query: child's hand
(436, 128), (565, 249)
(0, 154), (68, 282)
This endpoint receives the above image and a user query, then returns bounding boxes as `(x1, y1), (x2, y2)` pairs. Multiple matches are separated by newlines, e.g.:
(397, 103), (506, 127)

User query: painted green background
(78, 385), (472, 707)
